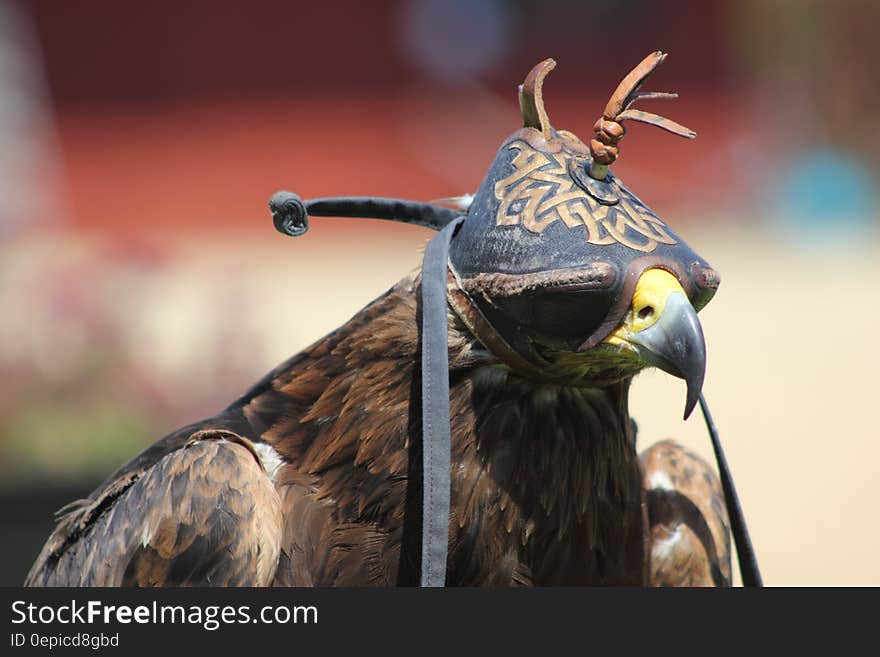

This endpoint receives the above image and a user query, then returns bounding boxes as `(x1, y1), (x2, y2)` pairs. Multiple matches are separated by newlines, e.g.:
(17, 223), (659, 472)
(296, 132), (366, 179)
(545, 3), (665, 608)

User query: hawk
(27, 53), (755, 587)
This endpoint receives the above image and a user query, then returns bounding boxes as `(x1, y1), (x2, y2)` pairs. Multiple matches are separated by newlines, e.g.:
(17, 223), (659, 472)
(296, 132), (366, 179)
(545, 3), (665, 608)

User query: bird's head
(447, 54), (719, 419)
(268, 53), (719, 418)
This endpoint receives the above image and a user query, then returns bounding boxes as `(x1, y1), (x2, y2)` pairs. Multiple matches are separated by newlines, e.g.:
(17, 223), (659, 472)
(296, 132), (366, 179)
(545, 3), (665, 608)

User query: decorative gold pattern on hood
(494, 140), (678, 252)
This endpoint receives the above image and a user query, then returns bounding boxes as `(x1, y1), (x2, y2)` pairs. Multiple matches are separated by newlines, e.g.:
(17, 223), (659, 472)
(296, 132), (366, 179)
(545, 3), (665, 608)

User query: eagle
(26, 53), (743, 587)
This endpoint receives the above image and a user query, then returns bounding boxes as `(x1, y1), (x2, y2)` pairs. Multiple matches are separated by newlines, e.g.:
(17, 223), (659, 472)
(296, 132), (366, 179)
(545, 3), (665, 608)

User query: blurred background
(1, 0), (878, 585)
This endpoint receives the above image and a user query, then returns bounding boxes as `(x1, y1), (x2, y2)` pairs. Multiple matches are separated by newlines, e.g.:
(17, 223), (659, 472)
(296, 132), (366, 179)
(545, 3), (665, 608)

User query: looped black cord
(269, 191), (460, 237)
(699, 393), (763, 587)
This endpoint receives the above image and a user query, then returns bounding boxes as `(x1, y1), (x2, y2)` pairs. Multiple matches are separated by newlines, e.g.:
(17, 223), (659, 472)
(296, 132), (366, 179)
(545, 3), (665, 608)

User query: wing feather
(641, 440), (731, 587)
(26, 430), (281, 587)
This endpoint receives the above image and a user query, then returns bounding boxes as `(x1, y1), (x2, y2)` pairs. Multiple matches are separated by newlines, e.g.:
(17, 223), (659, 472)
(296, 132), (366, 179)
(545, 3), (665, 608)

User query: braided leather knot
(517, 52), (695, 181)
(590, 118), (626, 166)
(586, 51), (696, 180)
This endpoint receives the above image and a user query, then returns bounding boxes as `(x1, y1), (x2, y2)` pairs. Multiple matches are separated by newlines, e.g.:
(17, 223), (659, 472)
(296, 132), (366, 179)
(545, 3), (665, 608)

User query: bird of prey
(27, 53), (737, 587)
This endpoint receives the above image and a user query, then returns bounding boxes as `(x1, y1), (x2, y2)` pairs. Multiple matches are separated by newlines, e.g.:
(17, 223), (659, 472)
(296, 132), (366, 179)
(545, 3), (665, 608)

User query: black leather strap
(419, 217), (464, 587)
(270, 192), (460, 237)
(307, 197), (459, 231)
(699, 394), (763, 587)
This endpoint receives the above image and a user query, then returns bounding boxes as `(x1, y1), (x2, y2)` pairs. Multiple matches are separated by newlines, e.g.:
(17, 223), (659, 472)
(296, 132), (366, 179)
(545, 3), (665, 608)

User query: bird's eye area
(638, 305), (655, 320)
(477, 286), (617, 352)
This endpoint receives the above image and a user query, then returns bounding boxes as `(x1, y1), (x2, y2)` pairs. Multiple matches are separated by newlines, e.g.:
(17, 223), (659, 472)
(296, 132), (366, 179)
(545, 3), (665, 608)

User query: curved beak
(625, 292), (706, 419)
(601, 269), (707, 420)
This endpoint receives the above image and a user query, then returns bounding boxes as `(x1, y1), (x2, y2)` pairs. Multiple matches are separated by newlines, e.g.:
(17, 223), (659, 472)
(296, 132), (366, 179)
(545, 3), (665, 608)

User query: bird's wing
(640, 440), (731, 587)
(25, 429), (282, 587)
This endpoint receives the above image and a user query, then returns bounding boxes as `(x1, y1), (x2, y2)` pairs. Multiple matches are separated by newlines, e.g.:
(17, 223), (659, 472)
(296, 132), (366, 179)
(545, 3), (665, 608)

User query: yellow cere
(604, 269), (686, 346)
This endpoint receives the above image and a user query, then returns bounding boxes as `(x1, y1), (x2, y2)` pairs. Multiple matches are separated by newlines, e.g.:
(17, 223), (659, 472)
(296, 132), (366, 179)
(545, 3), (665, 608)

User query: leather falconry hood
(447, 52), (719, 380)
(271, 52), (719, 380)
(268, 52), (760, 589)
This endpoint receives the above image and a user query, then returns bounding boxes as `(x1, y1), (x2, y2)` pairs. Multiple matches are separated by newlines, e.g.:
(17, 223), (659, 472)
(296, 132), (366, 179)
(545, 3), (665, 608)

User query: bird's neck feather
(448, 363), (646, 583)
(250, 274), (647, 583)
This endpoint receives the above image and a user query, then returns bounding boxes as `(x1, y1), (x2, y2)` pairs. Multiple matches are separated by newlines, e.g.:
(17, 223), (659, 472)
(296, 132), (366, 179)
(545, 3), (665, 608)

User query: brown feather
(29, 274), (655, 586)
(641, 440), (732, 587)
(26, 430), (281, 586)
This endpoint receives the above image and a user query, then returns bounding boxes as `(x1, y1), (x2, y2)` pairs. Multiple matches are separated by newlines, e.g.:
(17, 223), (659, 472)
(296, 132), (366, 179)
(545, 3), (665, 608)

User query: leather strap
(307, 197), (459, 231)
(699, 394), (763, 587)
(419, 217), (464, 586)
